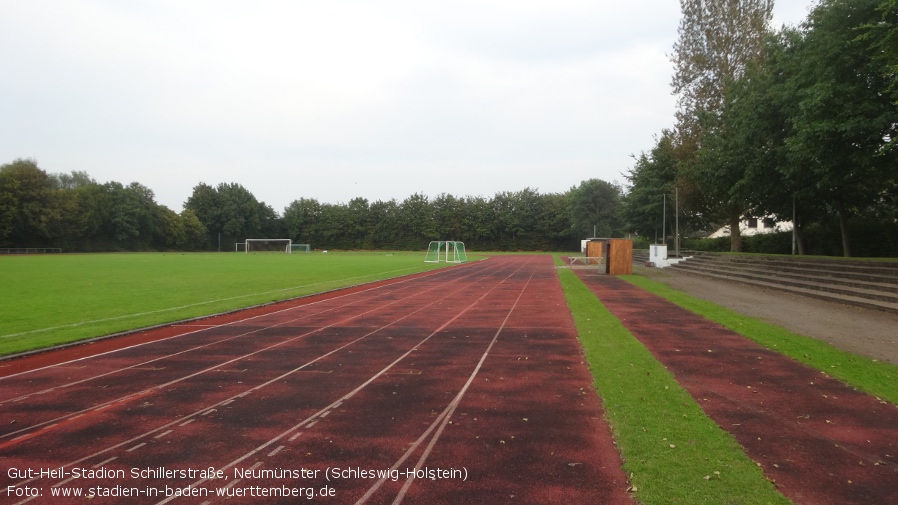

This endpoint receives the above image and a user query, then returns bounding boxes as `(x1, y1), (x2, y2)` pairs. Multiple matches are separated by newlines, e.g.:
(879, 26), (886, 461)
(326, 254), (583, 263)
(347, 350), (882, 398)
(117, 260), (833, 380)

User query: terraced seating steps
(646, 252), (898, 315)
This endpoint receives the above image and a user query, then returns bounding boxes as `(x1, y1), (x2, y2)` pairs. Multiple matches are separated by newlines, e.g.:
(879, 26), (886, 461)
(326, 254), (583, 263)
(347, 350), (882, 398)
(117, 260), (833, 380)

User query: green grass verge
(556, 265), (790, 504)
(0, 251), (451, 357)
(622, 274), (898, 406)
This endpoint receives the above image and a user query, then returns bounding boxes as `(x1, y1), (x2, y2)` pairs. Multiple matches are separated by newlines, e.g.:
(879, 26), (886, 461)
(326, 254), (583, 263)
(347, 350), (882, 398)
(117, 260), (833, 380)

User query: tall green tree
(185, 182), (275, 250)
(284, 197), (321, 246)
(367, 199), (400, 249)
(623, 131), (679, 241)
(568, 179), (622, 239)
(670, 0), (774, 251)
(0, 159), (56, 246)
(786, 0), (898, 256)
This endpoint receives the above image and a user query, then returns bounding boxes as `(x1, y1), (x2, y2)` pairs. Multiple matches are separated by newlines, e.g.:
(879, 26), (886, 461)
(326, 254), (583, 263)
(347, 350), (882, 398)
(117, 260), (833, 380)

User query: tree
(346, 197), (371, 247)
(0, 158), (56, 246)
(49, 170), (95, 190)
(623, 130), (679, 240)
(398, 193), (435, 248)
(671, 0), (774, 131)
(862, 0), (898, 108)
(185, 182), (275, 249)
(785, 0), (898, 256)
(568, 179), (622, 239)
(536, 192), (574, 250)
(670, 0), (774, 251)
(367, 199), (400, 249)
(102, 182), (157, 247)
(284, 197), (321, 246)
(179, 209), (207, 250)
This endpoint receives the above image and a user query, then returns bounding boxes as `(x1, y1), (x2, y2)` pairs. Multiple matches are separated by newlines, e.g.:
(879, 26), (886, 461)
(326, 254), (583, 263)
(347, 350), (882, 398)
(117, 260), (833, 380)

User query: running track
(574, 271), (898, 505)
(0, 256), (631, 505)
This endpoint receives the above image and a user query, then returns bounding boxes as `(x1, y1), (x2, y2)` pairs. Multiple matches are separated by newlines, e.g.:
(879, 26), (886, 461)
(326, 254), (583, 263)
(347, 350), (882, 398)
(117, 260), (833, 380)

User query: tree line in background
(625, 0), (898, 257)
(0, 158), (625, 252)
(4, 0), (896, 257)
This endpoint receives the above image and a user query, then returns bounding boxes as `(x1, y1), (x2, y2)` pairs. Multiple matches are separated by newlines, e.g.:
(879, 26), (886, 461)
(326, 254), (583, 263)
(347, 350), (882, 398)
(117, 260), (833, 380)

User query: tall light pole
(675, 187), (680, 257)
(662, 194), (666, 246)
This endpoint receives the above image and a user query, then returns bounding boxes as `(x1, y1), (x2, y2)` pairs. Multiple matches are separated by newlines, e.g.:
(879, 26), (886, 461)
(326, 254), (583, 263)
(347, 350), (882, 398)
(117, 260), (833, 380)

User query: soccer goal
(242, 238), (293, 253)
(424, 241), (468, 263)
(290, 243), (311, 253)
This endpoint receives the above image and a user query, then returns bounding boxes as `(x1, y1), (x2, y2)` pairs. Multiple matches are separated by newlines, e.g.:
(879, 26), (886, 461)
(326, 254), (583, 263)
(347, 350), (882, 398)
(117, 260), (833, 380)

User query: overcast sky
(1, 1), (816, 212)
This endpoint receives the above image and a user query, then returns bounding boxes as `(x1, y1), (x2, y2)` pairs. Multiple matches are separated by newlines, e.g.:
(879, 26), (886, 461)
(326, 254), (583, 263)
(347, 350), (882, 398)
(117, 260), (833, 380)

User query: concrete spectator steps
(638, 251), (898, 315)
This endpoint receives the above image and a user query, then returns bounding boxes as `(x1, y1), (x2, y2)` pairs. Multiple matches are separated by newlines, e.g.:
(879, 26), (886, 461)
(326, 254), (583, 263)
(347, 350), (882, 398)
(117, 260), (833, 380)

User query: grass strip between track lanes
(556, 262), (791, 505)
(621, 274), (898, 407)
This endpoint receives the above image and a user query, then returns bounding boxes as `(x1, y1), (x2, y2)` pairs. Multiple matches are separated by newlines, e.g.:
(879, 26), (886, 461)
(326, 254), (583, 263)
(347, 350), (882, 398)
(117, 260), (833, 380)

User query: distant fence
(0, 248), (62, 254)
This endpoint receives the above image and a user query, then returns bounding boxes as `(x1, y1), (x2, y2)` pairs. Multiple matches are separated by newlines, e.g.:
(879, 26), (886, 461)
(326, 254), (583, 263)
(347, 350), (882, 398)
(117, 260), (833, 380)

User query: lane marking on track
(267, 445), (285, 457)
(150, 261), (516, 505)
(154, 430), (173, 439)
(6, 261), (505, 501)
(92, 456), (116, 467)
(0, 264), (463, 381)
(356, 263), (537, 505)
(0, 284), (394, 404)
(0, 265), (442, 341)
(0, 263), (492, 444)
(126, 442), (146, 452)
(0, 285), (417, 439)
(0, 390), (154, 451)
(152, 260), (526, 505)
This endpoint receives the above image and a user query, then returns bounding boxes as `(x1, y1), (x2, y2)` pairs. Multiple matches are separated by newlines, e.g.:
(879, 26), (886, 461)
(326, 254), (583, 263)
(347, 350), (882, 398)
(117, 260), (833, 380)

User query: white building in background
(708, 216), (793, 238)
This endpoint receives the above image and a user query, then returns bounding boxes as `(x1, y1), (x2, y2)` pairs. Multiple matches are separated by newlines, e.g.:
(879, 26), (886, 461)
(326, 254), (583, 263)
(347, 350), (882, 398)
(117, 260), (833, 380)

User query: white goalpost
(240, 238), (293, 253)
(424, 241), (468, 263)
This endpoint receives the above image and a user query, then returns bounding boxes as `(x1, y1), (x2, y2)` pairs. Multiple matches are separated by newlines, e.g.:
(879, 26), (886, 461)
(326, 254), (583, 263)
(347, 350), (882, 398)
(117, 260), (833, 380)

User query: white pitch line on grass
(0, 266), (432, 340)
(5, 261), (501, 505)
(0, 263), (477, 439)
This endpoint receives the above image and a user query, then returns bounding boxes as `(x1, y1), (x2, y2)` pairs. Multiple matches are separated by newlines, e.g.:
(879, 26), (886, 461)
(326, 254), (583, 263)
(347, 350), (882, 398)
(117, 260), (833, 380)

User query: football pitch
(0, 251), (453, 357)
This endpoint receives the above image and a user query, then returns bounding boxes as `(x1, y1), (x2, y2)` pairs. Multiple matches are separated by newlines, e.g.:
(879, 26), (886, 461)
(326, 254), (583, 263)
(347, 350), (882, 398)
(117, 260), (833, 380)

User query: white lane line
(288, 432), (303, 441)
(155, 261), (521, 505)
(1, 266), (436, 341)
(154, 430), (173, 439)
(1, 265), (455, 382)
(267, 445), (285, 457)
(9, 261), (497, 503)
(359, 262), (537, 505)
(126, 442), (146, 452)
(0, 265), (470, 439)
(92, 456), (117, 468)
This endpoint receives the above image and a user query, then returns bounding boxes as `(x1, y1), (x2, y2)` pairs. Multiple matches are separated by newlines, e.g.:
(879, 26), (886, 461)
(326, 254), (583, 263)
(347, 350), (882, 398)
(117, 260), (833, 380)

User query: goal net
(290, 243), (311, 253)
(424, 241), (468, 263)
(243, 238), (292, 253)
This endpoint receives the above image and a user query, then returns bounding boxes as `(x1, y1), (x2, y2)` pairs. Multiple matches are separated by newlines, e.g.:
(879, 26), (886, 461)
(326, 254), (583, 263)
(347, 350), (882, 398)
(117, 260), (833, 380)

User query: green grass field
(0, 251), (451, 356)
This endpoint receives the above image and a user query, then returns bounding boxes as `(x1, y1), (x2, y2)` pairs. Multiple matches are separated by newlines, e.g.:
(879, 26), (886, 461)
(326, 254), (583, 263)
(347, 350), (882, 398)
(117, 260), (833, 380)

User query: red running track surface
(1, 256), (632, 505)
(574, 271), (898, 505)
